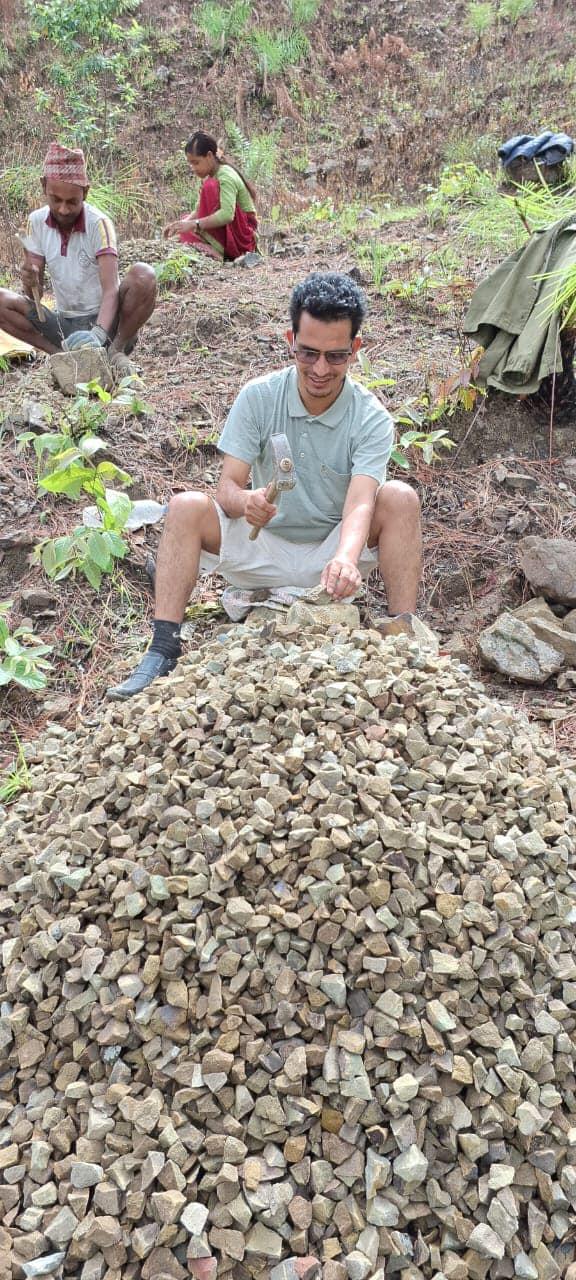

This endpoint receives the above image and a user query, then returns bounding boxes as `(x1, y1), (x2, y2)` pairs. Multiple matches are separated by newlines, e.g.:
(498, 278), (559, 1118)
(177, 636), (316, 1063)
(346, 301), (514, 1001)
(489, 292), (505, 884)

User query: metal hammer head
(268, 433), (296, 491)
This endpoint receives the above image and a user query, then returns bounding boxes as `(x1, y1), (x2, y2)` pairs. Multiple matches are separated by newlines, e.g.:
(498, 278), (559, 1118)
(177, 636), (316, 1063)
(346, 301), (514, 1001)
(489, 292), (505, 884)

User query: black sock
(151, 619), (182, 660)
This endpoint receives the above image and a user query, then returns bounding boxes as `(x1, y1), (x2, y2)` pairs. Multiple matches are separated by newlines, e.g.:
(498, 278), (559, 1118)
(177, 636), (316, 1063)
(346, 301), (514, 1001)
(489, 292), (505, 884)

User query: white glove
(62, 329), (103, 352)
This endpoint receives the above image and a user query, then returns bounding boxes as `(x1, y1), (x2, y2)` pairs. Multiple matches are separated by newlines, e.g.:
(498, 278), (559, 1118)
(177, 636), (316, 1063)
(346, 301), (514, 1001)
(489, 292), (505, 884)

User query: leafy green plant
(0, 602), (53, 692)
(225, 121), (280, 188)
(499, 0), (535, 22)
(28, 433), (134, 589)
(0, 737), (31, 805)
(391, 427), (455, 470)
(465, 1), (495, 40)
(425, 163), (497, 227)
(36, 506), (131, 590)
(195, 0), (251, 52)
(76, 377), (150, 416)
(36, 434), (131, 502)
(353, 351), (396, 392)
(27, 0), (139, 48)
(154, 249), (197, 289)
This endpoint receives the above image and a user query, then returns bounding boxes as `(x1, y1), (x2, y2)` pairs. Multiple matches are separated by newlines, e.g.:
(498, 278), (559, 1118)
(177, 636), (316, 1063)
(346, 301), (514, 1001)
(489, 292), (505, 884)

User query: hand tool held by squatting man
(15, 232), (45, 322)
(248, 432), (296, 541)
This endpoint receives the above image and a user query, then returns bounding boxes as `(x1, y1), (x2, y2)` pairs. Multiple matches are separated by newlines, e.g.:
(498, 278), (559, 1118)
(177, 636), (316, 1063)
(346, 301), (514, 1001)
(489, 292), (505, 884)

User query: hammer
(249, 432), (295, 541)
(15, 232), (45, 322)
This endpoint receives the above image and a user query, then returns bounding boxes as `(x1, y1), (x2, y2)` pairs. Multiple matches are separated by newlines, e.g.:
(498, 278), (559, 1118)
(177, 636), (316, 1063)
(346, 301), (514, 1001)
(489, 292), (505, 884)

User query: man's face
(287, 311), (361, 405)
(44, 178), (87, 228)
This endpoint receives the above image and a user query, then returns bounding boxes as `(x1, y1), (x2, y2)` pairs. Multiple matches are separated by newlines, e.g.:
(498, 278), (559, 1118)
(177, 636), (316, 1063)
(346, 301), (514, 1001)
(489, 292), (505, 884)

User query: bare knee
(376, 480), (421, 519)
(123, 262), (157, 300)
(0, 287), (26, 316)
(166, 491), (213, 528)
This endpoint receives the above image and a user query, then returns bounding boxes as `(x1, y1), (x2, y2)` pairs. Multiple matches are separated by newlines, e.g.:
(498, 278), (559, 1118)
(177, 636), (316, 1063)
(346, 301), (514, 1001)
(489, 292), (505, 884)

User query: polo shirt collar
(287, 365), (353, 428)
(45, 207), (86, 235)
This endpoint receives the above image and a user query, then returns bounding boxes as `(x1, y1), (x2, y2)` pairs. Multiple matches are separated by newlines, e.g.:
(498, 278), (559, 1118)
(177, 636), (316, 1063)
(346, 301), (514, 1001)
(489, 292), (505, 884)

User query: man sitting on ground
(108, 271), (422, 700)
(0, 142), (156, 370)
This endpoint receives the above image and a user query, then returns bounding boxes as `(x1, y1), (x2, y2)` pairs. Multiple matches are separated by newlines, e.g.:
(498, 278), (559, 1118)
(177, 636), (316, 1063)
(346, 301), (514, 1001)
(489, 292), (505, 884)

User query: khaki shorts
(199, 503), (378, 590)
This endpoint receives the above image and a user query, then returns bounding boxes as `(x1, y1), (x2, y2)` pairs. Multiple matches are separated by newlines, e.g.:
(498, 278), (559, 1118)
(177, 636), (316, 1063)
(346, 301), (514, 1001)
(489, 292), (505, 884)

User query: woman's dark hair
(184, 130), (257, 203)
(290, 272), (367, 338)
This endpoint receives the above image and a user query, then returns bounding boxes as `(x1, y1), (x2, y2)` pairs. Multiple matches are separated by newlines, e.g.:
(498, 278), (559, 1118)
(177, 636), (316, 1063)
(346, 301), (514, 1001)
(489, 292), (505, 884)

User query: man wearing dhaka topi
(0, 142), (156, 368)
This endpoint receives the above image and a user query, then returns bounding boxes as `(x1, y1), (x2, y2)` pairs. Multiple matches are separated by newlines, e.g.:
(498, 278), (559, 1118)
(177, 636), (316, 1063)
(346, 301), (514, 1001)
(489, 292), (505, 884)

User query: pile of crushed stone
(1, 621), (576, 1280)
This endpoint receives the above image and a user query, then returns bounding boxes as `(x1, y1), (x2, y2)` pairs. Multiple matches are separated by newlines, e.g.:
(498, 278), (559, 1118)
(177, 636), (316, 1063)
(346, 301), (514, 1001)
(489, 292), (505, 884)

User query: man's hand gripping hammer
(248, 433), (296, 540)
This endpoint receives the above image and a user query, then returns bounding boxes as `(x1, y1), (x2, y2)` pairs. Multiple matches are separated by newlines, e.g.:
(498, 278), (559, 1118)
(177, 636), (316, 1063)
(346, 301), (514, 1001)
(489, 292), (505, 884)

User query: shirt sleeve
(350, 396), (395, 483)
(22, 214), (45, 259)
(208, 168), (238, 227)
(218, 382), (265, 463)
(88, 214), (118, 258)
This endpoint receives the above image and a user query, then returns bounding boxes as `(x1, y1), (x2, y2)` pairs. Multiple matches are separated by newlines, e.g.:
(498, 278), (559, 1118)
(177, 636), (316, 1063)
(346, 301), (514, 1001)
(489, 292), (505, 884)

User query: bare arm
(215, 454), (277, 527)
(96, 253), (120, 335)
(22, 250), (45, 300)
(163, 209), (200, 238)
(321, 474), (379, 599)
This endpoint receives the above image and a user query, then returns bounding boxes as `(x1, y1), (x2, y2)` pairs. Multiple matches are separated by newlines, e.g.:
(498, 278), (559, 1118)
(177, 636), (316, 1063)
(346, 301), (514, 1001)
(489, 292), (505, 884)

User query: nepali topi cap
(43, 141), (88, 187)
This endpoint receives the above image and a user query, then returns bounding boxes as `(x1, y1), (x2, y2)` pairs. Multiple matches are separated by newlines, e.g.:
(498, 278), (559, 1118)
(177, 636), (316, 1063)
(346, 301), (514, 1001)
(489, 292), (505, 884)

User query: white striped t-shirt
(23, 202), (117, 316)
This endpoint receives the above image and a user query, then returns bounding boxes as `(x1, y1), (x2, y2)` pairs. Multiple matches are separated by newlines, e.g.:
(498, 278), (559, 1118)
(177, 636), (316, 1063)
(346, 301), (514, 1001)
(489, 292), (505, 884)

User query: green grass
(0, 737), (31, 805)
(250, 28), (310, 79)
(225, 121), (280, 188)
(466, 1), (495, 38)
(195, 0), (250, 51)
(499, 0), (535, 23)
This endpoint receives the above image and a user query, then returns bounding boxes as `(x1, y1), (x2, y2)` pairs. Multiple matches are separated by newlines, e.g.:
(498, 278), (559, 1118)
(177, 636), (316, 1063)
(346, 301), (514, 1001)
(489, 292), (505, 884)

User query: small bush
(465, 1), (495, 38)
(288, 0), (321, 22)
(27, 0), (139, 47)
(225, 121), (280, 188)
(0, 602), (53, 692)
(250, 28), (310, 80)
(195, 0), (251, 52)
(154, 249), (198, 289)
(499, 0), (535, 22)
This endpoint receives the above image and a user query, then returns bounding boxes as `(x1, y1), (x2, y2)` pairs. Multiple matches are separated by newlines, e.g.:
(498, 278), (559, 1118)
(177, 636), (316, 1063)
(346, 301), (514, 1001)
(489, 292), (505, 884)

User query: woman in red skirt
(164, 130), (258, 261)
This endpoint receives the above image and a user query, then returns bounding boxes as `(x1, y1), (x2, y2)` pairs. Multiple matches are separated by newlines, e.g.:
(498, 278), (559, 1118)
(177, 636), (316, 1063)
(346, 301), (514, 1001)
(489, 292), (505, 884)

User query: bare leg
(155, 492), (222, 622)
(0, 289), (58, 353)
(109, 262), (157, 354)
(369, 480), (422, 614)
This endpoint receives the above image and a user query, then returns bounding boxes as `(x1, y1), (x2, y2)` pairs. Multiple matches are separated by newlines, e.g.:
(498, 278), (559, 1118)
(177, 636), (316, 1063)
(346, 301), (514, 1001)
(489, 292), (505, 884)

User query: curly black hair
(290, 271), (367, 338)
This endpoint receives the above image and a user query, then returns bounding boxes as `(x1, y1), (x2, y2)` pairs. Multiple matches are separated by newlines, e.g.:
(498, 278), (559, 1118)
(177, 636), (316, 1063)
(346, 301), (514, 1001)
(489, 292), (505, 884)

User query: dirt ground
(1, 219), (576, 769)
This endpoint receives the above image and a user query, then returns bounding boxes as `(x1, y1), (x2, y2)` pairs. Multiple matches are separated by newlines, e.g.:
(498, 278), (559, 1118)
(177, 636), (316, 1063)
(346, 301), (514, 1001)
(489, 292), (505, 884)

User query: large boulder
(519, 536), (576, 605)
(477, 613), (565, 682)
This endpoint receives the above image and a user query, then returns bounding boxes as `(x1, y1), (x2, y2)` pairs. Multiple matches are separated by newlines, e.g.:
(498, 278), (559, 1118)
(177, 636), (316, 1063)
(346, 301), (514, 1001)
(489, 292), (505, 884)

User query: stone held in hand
(50, 346), (113, 395)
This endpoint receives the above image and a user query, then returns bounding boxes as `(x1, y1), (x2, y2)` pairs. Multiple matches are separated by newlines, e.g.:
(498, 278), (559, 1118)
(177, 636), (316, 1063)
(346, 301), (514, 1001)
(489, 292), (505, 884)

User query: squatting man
(108, 272), (423, 700)
(0, 142), (156, 371)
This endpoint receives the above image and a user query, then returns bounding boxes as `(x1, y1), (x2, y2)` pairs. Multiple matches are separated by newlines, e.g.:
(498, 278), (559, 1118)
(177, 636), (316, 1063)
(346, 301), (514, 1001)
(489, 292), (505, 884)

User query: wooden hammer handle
(248, 479), (279, 541)
(15, 232), (45, 321)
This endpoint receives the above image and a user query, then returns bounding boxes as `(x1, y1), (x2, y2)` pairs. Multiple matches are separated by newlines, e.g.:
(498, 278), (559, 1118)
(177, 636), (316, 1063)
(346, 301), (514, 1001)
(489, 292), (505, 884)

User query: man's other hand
(244, 487), (277, 530)
(22, 261), (40, 299)
(321, 555), (362, 600)
(62, 330), (103, 352)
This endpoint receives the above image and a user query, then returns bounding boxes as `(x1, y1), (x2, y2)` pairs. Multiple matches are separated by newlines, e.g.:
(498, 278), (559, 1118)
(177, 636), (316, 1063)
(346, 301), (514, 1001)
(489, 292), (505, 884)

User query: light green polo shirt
(218, 366), (395, 543)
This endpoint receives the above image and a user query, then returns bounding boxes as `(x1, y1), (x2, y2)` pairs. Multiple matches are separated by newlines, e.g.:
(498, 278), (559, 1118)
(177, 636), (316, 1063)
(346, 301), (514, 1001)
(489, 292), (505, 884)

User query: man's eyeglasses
(292, 344), (353, 366)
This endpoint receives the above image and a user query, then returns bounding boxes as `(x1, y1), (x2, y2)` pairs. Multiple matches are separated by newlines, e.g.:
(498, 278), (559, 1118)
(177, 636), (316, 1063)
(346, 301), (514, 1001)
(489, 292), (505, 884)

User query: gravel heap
(1, 622), (576, 1280)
